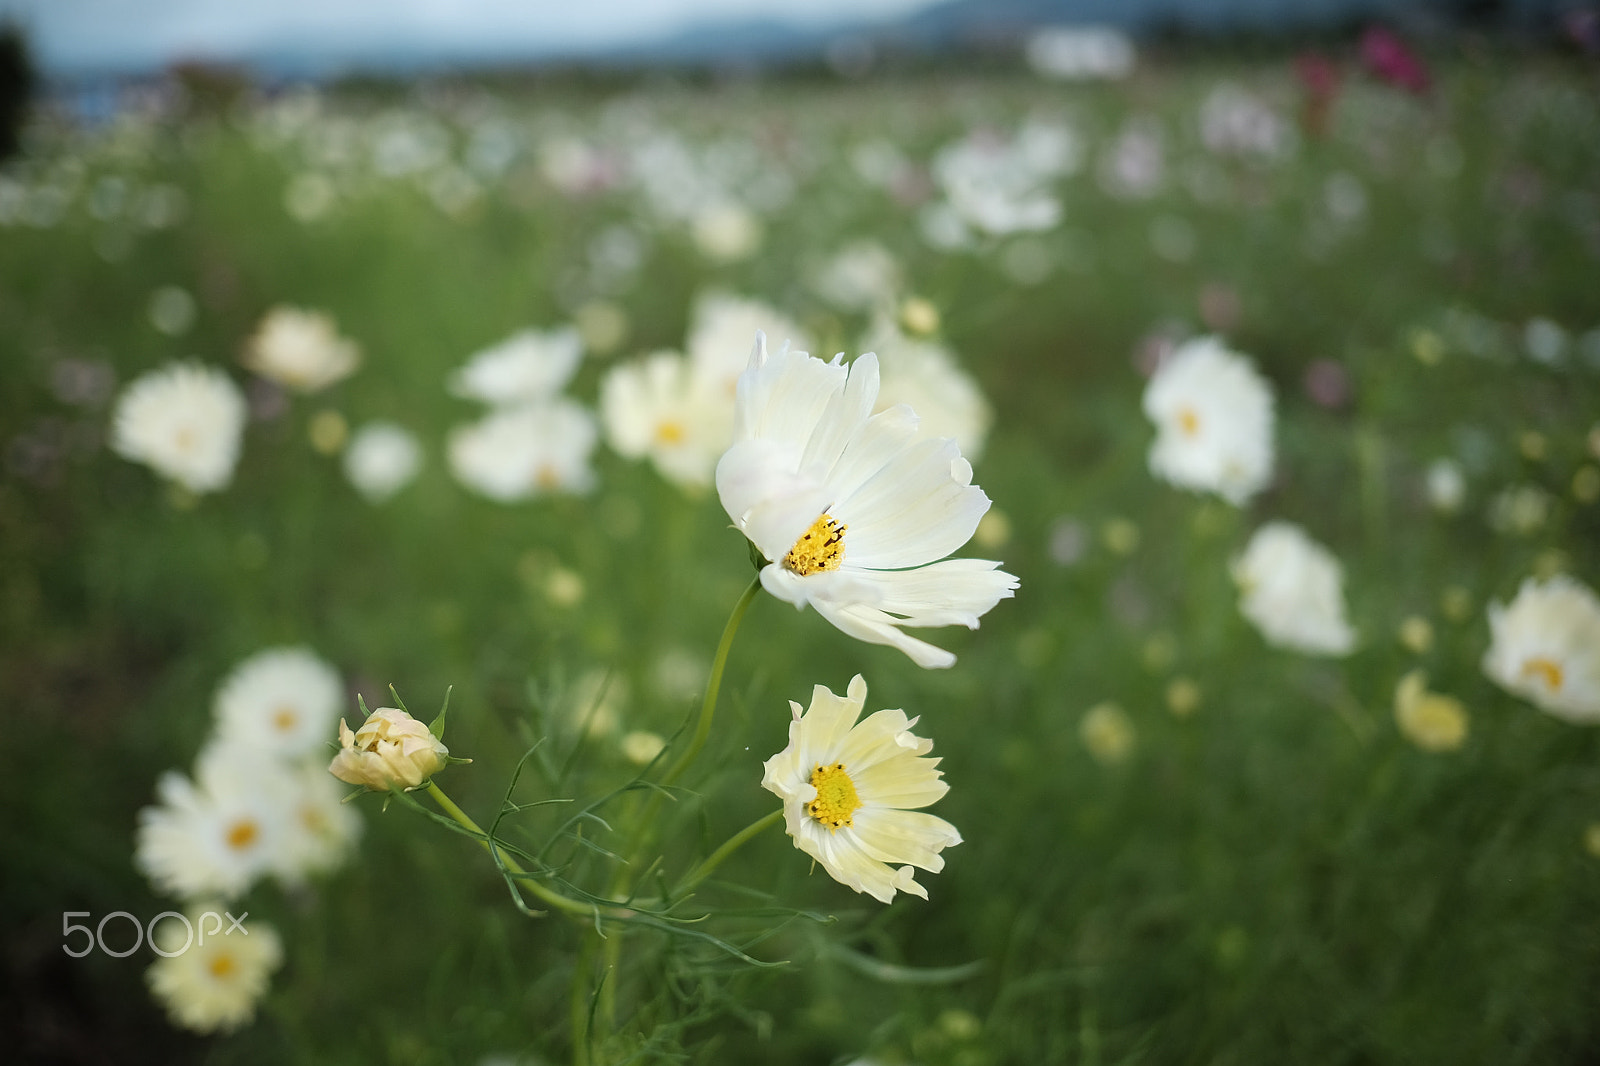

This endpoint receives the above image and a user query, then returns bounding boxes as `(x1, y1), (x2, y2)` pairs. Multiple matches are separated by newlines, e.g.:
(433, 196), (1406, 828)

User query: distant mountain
(36, 0), (1577, 82)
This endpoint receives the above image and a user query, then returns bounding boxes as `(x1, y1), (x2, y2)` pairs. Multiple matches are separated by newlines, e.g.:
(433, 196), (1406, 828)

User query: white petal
(811, 600), (958, 669)
(842, 558), (1020, 629)
(835, 437), (991, 569)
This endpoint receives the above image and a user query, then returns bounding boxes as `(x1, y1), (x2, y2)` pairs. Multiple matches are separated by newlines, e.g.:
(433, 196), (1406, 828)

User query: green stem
(673, 808), (783, 897)
(425, 781), (593, 918)
(659, 576), (762, 789)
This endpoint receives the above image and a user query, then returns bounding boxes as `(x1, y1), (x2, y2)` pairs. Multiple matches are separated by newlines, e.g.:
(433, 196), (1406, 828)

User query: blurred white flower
(1025, 26), (1135, 80)
(620, 730), (666, 766)
(242, 306), (361, 393)
(276, 757), (363, 883)
(1425, 458), (1466, 513)
(342, 421), (422, 502)
(448, 401), (598, 501)
(148, 286), (197, 336)
(563, 668), (627, 737)
(1199, 85), (1295, 159)
(213, 646), (345, 760)
(692, 202), (762, 262)
(1232, 521), (1356, 657)
(1080, 702), (1136, 764)
(599, 350), (726, 490)
(1523, 316), (1568, 366)
(761, 674), (960, 903)
(136, 745), (296, 900)
(284, 172), (336, 222)
(1143, 336), (1275, 505)
(686, 292), (811, 400)
(1323, 172), (1368, 224)
(1488, 483), (1550, 535)
(716, 337), (1017, 668)
(1394, 670), (1469, 752)
(863, 317), (992, 462)
(812, 241), (902, 313)
(449, 327), (583, 407)
(932, 129), (1063, 239)
(146, 904), (282, 1034)
(1483, 574), (1600, 723)
(1099, 119), (1165, 199)
(111, 362), (247, 494)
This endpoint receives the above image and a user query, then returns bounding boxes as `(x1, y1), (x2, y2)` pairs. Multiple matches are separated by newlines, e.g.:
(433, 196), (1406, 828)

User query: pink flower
(1361, 27), (1429, 95)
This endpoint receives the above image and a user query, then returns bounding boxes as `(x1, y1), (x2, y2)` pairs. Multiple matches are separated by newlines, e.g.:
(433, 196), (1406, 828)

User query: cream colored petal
(850, 807), (962, 872)
(793, 679), (866, 771)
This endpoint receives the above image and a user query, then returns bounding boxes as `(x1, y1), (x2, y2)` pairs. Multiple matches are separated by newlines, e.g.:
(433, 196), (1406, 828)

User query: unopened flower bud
(329, 707), (449, 791)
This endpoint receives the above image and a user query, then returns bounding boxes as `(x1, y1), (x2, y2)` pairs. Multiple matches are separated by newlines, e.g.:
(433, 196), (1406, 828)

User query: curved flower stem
(658, 575), (762, 790)
(672, 808), (783, 898)
(424, 781), (593, 919)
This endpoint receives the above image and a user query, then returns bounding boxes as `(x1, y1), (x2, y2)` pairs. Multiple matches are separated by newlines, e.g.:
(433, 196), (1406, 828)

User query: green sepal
(428, 685), (453, 740)
(746, 537), (769, 573)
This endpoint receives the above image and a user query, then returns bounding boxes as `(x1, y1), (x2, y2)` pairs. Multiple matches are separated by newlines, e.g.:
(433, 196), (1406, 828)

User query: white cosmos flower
(1482, 574), (1600, 723)
(761, 674), (960, 903)
(685, 292), (811, 401)
(448, 400), (598, 501)
(1143, 336), (1275, 505)
(812, 240), (902, 313)
(863, 317), (992, 462)
(146, 903), (283, 1034)
(275, 757), (362, 884)
(135, 745), (297, 900)
(242, 306), (360, 393)
(212, 646), (345, 760)
(111, 362), (247, 493)
(449, 327), (583, 406)
(599, 350), (727, 489)
(716, 336), (1018, 669)
(342, 421), (422, 502)
(1232, 521), (1355, 656)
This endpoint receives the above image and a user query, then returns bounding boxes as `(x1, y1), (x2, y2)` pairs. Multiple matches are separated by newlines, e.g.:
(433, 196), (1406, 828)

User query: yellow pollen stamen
(806, 762), (862, 831)
(655, 421), (685, 445)
(225, 819), (259, 851)
(783, 514), (846, 577)
(535, 465), (560, 490)
(1521, 656), (1565, 692)
(272, 706), (297, 732)
(208, 953), (237, 979)
(1177, 406), (1201, 437)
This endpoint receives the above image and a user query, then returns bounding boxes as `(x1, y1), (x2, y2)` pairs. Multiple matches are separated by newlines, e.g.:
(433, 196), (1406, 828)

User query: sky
(0, 0), (945, 74)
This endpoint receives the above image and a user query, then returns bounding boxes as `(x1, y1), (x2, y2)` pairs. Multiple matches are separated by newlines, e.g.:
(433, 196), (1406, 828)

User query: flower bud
(328, 707), (449, 791)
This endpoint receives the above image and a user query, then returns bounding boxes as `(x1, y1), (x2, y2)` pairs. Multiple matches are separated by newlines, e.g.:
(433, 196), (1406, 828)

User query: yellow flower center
(1176, 406), (1201, 437)
(807, 762), (861, 831)
(783, 514), (846, 577)
(208, 953), (237, 979)
(535, 464), (560, 490)
(655, 420), (685, 445)
(1521, 656), (1564, 692)
(272, 705), (298, 733)
(225, 818), (259, 851)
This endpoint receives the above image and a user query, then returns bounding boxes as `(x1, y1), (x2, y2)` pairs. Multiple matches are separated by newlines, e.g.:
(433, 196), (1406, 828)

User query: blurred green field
(4, 49), (1600, 1065)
